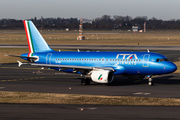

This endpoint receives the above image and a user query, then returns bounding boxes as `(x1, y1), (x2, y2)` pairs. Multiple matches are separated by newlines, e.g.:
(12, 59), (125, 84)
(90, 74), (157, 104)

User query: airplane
(10, 20), (177, 86)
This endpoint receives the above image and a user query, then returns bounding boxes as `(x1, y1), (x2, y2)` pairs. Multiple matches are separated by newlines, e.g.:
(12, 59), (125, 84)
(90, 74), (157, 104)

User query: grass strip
(174, 61), (180, 73)
(1, 30), (180, 45)
(0, 91), (180, 106)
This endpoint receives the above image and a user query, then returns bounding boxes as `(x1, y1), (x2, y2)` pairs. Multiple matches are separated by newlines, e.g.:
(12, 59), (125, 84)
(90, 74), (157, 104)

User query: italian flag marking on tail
(23, 20), (35, 57)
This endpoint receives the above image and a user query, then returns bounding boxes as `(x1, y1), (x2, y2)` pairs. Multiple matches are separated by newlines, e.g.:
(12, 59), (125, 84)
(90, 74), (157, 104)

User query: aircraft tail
(23, 20), (53, 54)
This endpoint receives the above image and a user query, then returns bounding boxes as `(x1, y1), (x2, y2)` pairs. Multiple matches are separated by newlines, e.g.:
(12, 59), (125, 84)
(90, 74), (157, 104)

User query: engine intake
(90, 69), (114, 83)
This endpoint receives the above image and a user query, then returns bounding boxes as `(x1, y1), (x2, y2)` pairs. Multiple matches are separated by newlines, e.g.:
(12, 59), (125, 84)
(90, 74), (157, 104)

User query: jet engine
(89, 69), (114, 83)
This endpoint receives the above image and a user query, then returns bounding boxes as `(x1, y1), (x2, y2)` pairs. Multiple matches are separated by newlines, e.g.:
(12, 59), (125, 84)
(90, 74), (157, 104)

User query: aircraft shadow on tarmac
(84, 74), (180, 86)
(2, 63), (179, 86)
(152, 75), (180, 85)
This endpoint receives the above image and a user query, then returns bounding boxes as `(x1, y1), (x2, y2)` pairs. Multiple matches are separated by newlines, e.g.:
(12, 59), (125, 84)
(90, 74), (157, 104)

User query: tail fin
(23, 20), (53, 53)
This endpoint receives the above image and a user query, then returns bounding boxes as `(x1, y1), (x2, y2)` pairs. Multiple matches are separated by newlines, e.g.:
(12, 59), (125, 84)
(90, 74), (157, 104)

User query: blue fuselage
(21, 51), (177, 76)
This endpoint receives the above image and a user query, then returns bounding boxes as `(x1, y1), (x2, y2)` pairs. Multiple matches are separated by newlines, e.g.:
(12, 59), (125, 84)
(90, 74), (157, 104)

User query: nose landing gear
(148, 77), (154, 86)
(143, 75), (154, 86)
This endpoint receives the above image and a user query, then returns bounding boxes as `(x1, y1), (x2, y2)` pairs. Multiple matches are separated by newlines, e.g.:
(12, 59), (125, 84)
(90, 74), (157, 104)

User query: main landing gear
(81, 78), (90, 85)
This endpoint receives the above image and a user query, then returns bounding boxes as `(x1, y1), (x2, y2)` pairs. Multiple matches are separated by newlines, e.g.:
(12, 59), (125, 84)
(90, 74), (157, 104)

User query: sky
(0, 0), (180, 20)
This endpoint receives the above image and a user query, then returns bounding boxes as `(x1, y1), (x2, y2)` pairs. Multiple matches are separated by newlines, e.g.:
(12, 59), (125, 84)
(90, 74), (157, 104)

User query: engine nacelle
(90, 70), (114, 83)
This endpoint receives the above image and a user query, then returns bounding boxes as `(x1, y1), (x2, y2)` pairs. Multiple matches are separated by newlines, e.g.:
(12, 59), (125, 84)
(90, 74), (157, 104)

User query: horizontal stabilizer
(5, 55), (38, 60)
(17, 60), (30, 67)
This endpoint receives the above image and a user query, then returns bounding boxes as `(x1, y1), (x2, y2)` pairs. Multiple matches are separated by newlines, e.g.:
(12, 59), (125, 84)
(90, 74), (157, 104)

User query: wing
(17, 61), (115, 73)
(31, 63), (114, 70)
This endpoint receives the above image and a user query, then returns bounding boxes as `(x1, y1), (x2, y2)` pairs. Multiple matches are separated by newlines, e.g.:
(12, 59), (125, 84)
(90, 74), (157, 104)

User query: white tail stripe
(24, 20), (34, 53)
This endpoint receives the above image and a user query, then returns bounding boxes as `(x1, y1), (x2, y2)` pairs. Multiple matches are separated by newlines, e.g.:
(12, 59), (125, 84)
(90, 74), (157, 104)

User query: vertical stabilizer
(23, 20), (53, 54)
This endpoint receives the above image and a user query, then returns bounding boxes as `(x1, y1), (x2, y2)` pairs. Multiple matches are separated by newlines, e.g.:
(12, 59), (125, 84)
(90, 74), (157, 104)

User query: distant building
(93, 18), (101, 21)
(82, 19), (92, 24)
(169, 19), (176, 21)
(132, 26), (139, 32)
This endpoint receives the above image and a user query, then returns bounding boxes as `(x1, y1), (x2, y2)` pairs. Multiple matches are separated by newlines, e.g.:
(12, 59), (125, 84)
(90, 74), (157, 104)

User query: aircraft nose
(166, 62), (177, 73)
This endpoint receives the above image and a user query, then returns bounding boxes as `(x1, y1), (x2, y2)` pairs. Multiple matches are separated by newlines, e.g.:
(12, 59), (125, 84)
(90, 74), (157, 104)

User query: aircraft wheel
(148, 81), (154, 86)
(81, 78), (90, 85)
(148, 78), (153, 86)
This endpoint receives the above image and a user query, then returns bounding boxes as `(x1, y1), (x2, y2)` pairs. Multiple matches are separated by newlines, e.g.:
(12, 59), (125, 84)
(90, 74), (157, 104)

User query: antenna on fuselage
(147, 49), (150, 53)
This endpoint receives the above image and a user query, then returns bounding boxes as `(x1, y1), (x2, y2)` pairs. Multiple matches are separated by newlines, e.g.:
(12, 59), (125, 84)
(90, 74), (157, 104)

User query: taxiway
(0, 48), (180, 119)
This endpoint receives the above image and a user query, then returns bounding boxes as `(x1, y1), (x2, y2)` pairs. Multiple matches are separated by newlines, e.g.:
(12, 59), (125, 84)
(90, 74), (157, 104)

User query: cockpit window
(164, 58), (169, 61)
(156, 58), (159, 62)
(160, 58), (164, 62)
(156, 58), (169, 62)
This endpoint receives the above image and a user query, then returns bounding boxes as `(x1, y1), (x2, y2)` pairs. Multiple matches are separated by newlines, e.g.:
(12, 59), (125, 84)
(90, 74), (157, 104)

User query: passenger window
(156, 59), (159, 62)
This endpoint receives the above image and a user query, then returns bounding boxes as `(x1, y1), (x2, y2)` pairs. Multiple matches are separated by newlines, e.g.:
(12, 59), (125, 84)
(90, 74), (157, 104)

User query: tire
(81, 78), (90, 85)
(148, 81), (154, 86)
(148, 78), (153, 86)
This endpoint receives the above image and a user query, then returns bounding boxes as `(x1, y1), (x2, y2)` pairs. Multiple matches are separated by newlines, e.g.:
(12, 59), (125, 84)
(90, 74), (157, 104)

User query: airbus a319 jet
(11, 20), (177, 86)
